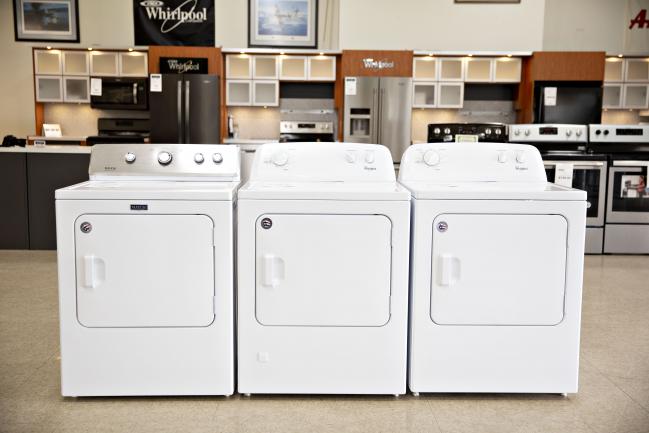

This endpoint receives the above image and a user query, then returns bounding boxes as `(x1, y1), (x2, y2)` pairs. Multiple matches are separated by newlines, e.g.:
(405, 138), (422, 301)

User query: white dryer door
(431, 214), (567, 326)
(255, 214), (392, 326)
(75, 214), (215, 327)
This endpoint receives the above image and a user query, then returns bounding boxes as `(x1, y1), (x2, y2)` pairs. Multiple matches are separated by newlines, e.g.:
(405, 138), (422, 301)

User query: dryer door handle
(261, 254), (285, 288)
(439, 254), (460, 287)
(83, 255), (105, 289)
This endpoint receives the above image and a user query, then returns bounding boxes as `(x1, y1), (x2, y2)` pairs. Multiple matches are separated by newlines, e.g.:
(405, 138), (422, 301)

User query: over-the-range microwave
(90, 77), (148, 110)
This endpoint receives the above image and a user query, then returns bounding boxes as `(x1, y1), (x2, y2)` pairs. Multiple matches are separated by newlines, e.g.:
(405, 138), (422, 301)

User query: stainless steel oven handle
(133, 83), (137, 104)
(613, 160), (649, 167)
(177, 80), (182, 143)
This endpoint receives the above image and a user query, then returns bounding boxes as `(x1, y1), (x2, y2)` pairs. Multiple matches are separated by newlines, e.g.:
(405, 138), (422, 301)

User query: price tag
(544, 87), (557, 106)
(345, 77), (357, 95)
(90, 78), (102, 96)
(150, 74), (162, 92)
(554, 163), (574, 187)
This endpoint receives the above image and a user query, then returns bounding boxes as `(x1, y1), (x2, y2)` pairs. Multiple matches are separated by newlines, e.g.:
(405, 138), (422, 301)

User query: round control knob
(485, 128), (492, 135)
(364, 151), (375, 164)
(271, 151), (289, 166)
(576, 129), (582, 137)
(423, 150), (440, 166)
(495, 128), (502, 135)
(524, 129), (531, 136)
(604, 130), (609, 135)
(595, 129), (601, 135)
(497, 152), (508, 163)
(566, 130), (573, 137)
(433, 127), (441, 135)
(514, 129), (520, 136)
(345, 151), (357, 163)
(157, 151), (172, 165)
(443, 127), (451, 135)
(516, 152), (526, 163)
(124, 152), (136, 164)
(194, 153), (205, 164)
(212, 153), (223, 164)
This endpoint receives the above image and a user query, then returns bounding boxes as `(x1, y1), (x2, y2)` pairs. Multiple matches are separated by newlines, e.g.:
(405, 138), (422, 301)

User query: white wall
(339, 0), (546, 51)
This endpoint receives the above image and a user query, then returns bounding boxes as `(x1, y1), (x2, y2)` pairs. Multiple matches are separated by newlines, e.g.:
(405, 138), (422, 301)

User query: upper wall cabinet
(279, 56), (308, 80)
(252, 56), (278, 79)
(90, 51), (119, 76)
(625, 58), (649, 82)
(307, 56), (336, 81)
(465, 58), (492, 82)
(34, 50), (62, 75)
(493, 57), (522, 82)
(604, 58), (625, 82)
(62, 51), (89, 76)
(227, 55), (252, 79)
(413, 57), (438, 81)
(119, 52), (148, 77)
(438, 58), (464, 81)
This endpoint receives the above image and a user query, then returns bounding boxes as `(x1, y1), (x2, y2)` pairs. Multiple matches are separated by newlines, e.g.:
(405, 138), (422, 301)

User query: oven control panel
(509, 124), (588, 143)
(89, 143), (240, 180)
(399, 142), (547, 183)
(588, 124), (649, 143)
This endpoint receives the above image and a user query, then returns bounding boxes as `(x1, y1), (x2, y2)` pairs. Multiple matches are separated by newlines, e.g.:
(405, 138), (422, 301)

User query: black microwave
(91, 77), (148, 110)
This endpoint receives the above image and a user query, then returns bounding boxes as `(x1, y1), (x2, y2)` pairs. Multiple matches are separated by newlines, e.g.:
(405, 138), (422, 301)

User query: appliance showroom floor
(1, 251), (648, 433)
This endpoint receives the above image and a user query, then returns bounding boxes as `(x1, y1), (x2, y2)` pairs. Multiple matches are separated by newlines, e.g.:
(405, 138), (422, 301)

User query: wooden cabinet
(438, 58), (464, 81)
(119, 52), (148, 76)
(307, 56), (336, 81)
(623, 84), (649, 109)
(412, 82), (437, 108)
(34, 49), (62, 75)
(35, 76), (63, 102)
(90, 51), (119, 76)
(252, 80), (279, 106)
(253, 56), (278, 79)
(279, 56), (308, 80)
(625, 58), (649, 82)
(437, 82), (464, 108)
(227, 55), (252, 79)
(63, 77), (90, 103)
(62, 51), (89, 75)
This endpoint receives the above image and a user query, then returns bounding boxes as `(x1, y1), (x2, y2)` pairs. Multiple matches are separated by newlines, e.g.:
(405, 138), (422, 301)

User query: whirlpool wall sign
(133, 0), (215, 46)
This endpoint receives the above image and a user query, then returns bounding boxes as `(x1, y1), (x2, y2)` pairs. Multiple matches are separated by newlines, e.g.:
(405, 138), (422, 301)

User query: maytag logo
(362, 58), (395, 70)
(167, 59), (200, 73)
(140, 0), (208, 33)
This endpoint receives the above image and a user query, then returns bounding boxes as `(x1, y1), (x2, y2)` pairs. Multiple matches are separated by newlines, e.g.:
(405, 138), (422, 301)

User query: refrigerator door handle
(372, 88), (379, 143)
(132, 83), (137, 104)
(378, 87), (385, 143)
(185, 80), (190, 143)
(177, 80), (182, 143)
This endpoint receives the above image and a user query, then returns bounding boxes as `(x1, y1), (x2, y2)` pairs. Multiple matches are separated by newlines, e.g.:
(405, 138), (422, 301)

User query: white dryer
(237, 142), (411, 395)
(56, 143), (239, 396)
(399, 142), (586, 394)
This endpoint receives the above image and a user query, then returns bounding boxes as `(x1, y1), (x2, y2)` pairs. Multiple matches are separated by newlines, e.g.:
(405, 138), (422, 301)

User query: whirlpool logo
(139, 0), (209, 33)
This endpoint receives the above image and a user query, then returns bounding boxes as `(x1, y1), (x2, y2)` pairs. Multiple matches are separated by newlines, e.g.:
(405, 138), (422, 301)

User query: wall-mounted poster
(13, 0), (80, 42)
(248, 0), (317, 48)
(133, 0), (214, 46)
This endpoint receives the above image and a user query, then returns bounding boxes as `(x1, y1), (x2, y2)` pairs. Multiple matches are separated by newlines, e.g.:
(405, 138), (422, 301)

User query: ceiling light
(618, 54), (623, 58)
(128, 48), (134, 52)
(46, 46), (52, 50)
(507, 54), (512, 58)
(87, 47), (93, 51)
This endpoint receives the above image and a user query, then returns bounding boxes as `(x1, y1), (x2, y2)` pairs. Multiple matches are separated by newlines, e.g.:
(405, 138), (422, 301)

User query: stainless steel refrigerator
(150, 74), (220, 144)
(343, 76), (412, 162)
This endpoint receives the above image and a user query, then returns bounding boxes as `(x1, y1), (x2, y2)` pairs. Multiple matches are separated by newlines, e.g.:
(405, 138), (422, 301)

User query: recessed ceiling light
(507, 54), (512, 58)
(46, 46), (52, 50)
(87, 47), (93, 51)
(618, 54), (623, 58)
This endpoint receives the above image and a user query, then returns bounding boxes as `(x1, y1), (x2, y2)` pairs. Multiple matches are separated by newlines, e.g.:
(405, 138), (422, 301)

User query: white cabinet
(493, 57), (522, 82)
(63, 77), (90, 103)
(412, 82), (437, 108)
(227, 55), (252, 79)
(465, 58), (492, 82)
(625, 58), (649, 82)
(226, 80), (252, 106)
(252, 56), (278, 79)
(437, 82), (464, 108)
(253, 80), (279, 106)
(438, 58), (464, 81)
(35, 76), (63, 102)
(307, 56), (336, 81)
(119, 52), (148, 77)
(90, 51), (119, 76)
(604, 58), (625, 82)
(34, 49), (62, 75)
(413, 57), (438, 81)
(62, 51), (89, 76)
(279, 56), (307, 80)
(623, 84), (649, 109)
(603, 84), (623, 109)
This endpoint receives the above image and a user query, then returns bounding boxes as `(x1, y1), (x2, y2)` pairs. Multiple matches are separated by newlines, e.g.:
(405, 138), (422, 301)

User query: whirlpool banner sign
(133, 0), (214, 46)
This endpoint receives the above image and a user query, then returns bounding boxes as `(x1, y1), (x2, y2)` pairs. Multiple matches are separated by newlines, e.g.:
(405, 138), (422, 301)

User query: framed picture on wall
(248, 0), (318, 48)
(13, 0), (80, 42)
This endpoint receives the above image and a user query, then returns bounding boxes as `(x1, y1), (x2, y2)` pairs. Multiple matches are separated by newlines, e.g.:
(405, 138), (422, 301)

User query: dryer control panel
(249, 142), (396, 182)
(88, 143), (240, 181)
(399, 142), (547, 183)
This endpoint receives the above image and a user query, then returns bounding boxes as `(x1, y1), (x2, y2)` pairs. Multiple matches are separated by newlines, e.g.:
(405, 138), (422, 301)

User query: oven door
(545, 160), (607, 227)
(607, 161), (649, 224)
(90, 78), (148, 110)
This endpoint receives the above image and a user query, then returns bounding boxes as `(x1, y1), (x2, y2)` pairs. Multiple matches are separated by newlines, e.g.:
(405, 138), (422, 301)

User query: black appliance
(91, 77), (148, 110)
(588, 124), (649, 254)
(86, 118), (150, 146)
(427, 123), (507, 143)
(149, 74), (220, 144)
(534, 82), (602, 124)
(279, 121), (335, 142)
(509, 124), (606, 254)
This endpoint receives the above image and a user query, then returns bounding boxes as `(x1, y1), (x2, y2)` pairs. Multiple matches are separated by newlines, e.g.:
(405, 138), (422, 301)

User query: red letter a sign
(629, 9), (649, 29)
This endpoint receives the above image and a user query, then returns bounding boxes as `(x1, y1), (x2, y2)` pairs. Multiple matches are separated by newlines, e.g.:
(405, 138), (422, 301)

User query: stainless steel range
(589, 124), (649, 254)
(279, 121), (335, 142)
(510, 124), (607, 254)
(428, 123), (508, 142)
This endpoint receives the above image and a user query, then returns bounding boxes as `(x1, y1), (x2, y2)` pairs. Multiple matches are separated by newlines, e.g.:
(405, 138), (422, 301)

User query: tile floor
(0, 251), (648, 433)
